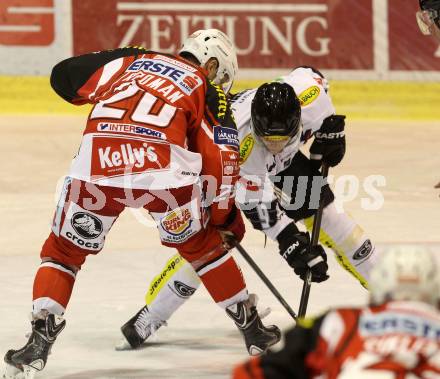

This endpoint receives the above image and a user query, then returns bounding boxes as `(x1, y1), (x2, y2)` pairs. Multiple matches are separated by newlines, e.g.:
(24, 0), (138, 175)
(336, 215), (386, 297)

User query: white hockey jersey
(233, 67), (336, 240)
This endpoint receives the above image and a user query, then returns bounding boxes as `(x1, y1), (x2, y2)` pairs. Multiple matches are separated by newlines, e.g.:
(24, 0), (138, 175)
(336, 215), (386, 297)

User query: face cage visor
(251, 119), (302, 155)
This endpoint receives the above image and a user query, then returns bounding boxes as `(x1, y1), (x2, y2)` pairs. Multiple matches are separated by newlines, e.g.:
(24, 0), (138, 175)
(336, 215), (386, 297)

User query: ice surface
(0, 117), (439, 378)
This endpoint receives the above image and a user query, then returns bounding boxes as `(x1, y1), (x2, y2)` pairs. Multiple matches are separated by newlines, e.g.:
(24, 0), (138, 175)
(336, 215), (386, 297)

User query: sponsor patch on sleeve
(221, 150), (240, 176)
(239, 134), (254, 164)
(213, 126), (239, 147)
(298, 85), (320, 106)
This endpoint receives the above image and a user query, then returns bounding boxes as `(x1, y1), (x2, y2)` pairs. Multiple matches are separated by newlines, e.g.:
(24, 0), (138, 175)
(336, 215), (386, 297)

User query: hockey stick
(234, 242), (298, 320)
(297, 163), (329, 318)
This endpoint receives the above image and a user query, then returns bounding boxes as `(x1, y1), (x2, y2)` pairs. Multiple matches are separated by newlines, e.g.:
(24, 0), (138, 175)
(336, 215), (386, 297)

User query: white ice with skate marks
(1, 117), (440, 378)
(1, 241), (440, 379)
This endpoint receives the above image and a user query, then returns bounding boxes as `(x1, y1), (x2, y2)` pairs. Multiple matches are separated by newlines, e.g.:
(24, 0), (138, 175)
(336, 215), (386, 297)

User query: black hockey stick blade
(234, 242), (298, 320)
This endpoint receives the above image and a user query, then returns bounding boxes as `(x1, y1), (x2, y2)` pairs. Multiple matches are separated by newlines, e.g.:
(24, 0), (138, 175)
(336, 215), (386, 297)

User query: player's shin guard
(118, 254), (201, 350)
(32, 261), (77, 316)
(226, 294), (281, 356)
(304, 202), (377, 288)
(4, 312), (65, 378)
(193, 249), (248, 308)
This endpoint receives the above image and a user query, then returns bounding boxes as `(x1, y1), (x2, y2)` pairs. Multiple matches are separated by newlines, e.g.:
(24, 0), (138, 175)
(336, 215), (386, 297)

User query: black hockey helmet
(251, 82), (301, 140)
(420, 0), (440, 11)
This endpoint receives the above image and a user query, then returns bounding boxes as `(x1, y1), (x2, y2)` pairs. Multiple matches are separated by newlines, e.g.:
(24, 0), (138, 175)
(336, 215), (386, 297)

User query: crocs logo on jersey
(298, 86), (320, 106)
(353, 239), (373, 260)
(161, 209), (192, 236)
(71, 212), (103, 239)
(239, 134), (255, 164)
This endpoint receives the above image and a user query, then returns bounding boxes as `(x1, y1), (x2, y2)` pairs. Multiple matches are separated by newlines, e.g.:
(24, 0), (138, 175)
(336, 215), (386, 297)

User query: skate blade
(115, 339), (133, 351)
(22, 366), (37, 379)
(258, 307), (271, 320)
(2, 363), (24, 379)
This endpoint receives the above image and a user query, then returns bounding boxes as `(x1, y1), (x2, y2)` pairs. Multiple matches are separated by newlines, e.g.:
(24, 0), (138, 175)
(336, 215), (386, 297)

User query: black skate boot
(3, 313), (65, 378)
(117, 306), (166, 350)
(226, 294), (281, 356)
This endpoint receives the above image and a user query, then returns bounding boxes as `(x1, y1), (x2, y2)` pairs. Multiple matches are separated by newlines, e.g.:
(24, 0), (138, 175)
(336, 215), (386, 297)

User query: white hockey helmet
(179, 29), (238, 94)
(369, 246), (439, 306)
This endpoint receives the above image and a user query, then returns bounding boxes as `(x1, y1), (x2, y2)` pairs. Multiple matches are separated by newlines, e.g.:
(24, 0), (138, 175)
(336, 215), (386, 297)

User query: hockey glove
(277, 224), (329, 283)
(310, 114), (346, 170)
(218, 204), (246, 249)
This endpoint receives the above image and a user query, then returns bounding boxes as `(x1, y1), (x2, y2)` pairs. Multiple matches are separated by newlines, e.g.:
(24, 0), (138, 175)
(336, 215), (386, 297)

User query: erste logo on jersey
(239, 134), (255, 164)
(91, 136), (170, 178)
(298, 86), (320, 106)
(97, 122), (166, 140)
(127, 57), (203, 95)
(359, 311), (440, 339)
(213, 126), (239, 147)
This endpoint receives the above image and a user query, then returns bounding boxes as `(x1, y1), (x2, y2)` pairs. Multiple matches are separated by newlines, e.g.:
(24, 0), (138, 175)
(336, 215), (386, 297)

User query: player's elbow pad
(241, 200), (279, 230)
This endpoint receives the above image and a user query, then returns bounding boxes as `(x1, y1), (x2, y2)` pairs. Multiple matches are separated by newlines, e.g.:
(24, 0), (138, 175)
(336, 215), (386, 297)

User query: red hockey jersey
(233, 301), (440, 379)
(50, 47), (240, 225)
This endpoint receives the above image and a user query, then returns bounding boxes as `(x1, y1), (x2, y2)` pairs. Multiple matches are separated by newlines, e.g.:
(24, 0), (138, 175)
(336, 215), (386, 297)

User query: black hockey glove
(277, 224), (329, 283)
(310, 114), (346, 170)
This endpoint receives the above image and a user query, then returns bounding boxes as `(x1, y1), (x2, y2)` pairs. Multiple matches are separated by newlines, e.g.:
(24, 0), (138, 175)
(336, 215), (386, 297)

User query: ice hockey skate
(2, 313), (65, 379)
(226, 294), (281, 356)
(116, 305), (166, 350)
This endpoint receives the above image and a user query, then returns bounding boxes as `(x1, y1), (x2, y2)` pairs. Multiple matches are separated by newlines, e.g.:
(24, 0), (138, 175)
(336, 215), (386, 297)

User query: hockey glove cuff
(310, 114), (346, 169)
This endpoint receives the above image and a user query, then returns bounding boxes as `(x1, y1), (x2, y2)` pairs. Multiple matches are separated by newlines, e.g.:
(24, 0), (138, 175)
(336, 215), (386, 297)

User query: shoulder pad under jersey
(281, 68), (336, 137)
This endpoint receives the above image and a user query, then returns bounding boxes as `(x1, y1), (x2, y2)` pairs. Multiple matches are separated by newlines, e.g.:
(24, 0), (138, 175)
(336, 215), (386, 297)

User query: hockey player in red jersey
(233, 246), (440, 379)
(417, 0), (440, 40)
(2, 29), (281, 379)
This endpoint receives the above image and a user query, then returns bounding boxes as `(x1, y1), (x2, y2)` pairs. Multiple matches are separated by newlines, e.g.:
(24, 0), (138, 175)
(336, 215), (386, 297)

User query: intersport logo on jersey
(91, 137), (171, 178)
(72, 0), (374, 69)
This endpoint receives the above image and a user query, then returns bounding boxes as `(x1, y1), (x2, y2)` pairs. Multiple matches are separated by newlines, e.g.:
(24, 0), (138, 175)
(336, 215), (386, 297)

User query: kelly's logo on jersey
(213, 126), (239, 147)
(127, 58), (203, 95)
(298, 86), (320, 106)
(91, 137), (170, 178)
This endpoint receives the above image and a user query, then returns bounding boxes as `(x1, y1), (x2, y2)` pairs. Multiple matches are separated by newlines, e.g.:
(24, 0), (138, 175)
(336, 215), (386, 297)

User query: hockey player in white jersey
(117, 66), (377, 350)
